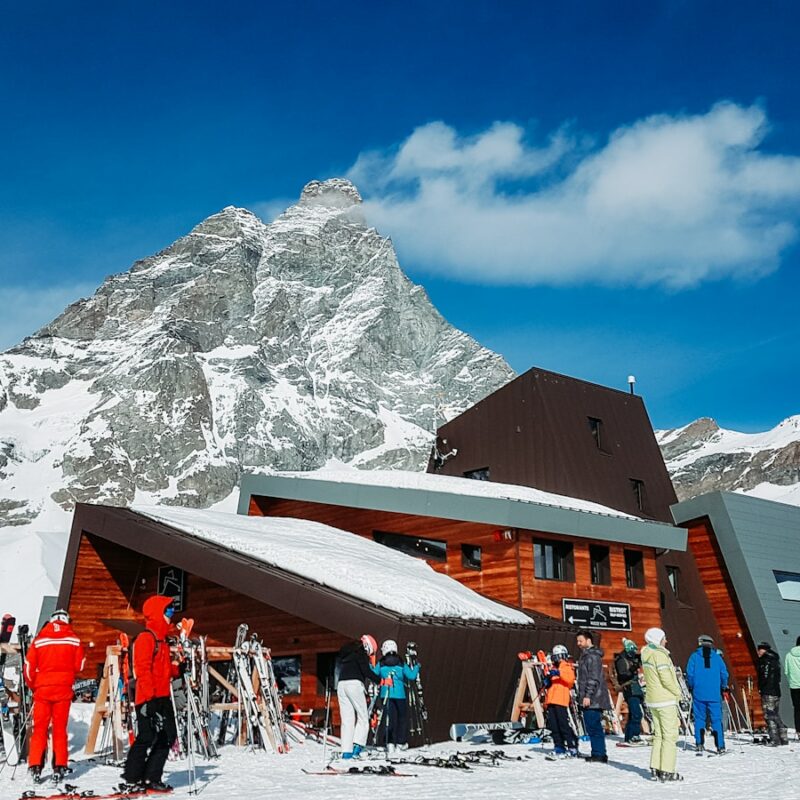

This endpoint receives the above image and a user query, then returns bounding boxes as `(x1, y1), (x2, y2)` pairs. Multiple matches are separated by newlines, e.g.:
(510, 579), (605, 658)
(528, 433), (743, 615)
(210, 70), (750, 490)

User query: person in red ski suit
(122, 595), (180, 791)
(24, 609), (85, 780)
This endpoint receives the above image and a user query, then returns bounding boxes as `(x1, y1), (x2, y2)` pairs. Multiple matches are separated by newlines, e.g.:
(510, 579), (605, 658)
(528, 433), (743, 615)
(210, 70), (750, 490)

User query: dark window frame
(624, 549), (646, 589)
(372, 530), (447, 563)
(630, 478), (647, 512)
(461, 543), (482, 571)
(665, 565), (681, 599)
(533, 539), (575, 582)
(587, 416), (607, 452)
(774, 570), (800, 602)
(590, 544), (611, 586)
(464, 467), (491, 481)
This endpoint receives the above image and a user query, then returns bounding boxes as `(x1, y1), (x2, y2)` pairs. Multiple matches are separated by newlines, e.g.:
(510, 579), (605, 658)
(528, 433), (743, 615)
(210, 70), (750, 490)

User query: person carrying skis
(641, 627), (682, 782)
(24, 609), (85, 783)
(544, 644), (579, 758)
(336, 635), (380, 759)
(614, 637), (645, 745)
(575, 630), (610, 763)
(372, 639), (419, 754)
(121, 595), (180, 793)
(784, 635), (800, 741)
(756, 641), (788, 746)
(685, 633), (728, 753)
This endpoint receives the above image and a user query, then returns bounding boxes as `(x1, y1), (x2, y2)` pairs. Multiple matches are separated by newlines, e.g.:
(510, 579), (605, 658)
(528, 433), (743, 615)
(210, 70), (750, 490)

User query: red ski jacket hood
(134, 595), (178, 705)
(25, 620), (85, 701)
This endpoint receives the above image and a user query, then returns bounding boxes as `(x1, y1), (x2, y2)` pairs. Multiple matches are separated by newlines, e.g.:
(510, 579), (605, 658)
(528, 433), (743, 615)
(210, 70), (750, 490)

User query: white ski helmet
(50, 609), (70, 625)
(381, 639), (398, 656)
(552, 644), (569, 659)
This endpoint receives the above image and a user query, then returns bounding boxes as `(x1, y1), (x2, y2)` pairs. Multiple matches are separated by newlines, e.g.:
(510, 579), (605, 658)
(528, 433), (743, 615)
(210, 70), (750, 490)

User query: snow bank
(132, 505), (532, 625)
(273, 465), (639, 520)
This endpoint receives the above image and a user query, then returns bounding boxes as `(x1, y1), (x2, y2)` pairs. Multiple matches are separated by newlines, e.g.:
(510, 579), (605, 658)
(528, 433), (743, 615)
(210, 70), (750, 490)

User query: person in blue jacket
(685, 634), (729, 753)
(372, 639), (420, 753)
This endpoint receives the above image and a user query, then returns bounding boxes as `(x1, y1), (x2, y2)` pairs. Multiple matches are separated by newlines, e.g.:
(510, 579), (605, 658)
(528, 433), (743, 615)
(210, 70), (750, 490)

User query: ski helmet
(552, 644), (569, 659)
(361, 634), (377, 655)
(381, 639), (398, 656)
(50, 609), (70, 625)
(698, 634), (714, 647)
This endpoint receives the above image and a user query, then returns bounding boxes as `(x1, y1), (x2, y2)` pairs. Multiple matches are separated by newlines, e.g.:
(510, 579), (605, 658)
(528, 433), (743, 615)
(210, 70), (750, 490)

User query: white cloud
(0, 283), (97, 352)
(347, 103), (800, 288)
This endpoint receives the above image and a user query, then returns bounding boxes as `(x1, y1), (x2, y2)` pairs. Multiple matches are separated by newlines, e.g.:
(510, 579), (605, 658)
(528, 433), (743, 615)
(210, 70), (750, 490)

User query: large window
(624, 549), (645, 589)
(461, 544), (482, 571)
(464, 467), (490, 481)
(590, 545), (611, 585)
(272, 655), (301, 695)
(372, 530), (447, 562)
(316, 652), (337, 694)
(774, 571), (800, 602)
(534, 540), (574, 582)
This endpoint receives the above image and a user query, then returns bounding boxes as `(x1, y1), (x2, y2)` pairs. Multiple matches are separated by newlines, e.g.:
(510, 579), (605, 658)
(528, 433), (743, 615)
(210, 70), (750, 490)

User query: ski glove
(549, 669), (560, 678)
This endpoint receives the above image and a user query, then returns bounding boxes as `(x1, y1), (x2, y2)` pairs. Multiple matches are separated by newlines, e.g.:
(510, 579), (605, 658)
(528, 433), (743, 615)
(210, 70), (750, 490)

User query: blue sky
(1, 1), (798, 431)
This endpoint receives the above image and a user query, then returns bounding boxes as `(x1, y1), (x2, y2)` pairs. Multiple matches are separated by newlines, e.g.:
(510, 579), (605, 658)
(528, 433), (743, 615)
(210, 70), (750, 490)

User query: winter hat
(622, 638), (638, 653)
(361, 634), (377, 655)
(49, 609), (70, 624)
(381, 639), (398, 656)
(757, 641), (772, 651)
(644, 627), (666, 646)
(698, 634), (714, 646)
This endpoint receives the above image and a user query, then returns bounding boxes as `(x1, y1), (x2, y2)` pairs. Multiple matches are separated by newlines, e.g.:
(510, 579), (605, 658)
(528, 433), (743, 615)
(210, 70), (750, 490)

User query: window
(464, 467), (490, 481)
(461, 544), (482, 571)
(272, 655), (301, 695)
(630, 478), (647, 512)
(533, 540), (574, 581)
(665, 565), (681, 599)
(372, 530), (447, 562)
(624, 549), (645, 589)
(587, 417), (604, 451)
(316, 652), (337, 694)
(590, 545), (611, 585)
(774, 571), (800, 602)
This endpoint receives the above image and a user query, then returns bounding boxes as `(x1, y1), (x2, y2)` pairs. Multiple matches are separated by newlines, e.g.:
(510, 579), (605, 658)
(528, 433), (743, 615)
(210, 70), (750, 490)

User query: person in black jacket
(756, 642), (788, 746)
(336, 635), (380, 759)
(577, 630), (611, 763)
(614, 638), (645, 745)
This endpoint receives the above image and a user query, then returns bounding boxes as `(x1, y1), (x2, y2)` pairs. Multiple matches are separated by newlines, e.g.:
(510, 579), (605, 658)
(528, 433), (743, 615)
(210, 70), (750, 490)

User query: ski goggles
(164, 605), (176, 620)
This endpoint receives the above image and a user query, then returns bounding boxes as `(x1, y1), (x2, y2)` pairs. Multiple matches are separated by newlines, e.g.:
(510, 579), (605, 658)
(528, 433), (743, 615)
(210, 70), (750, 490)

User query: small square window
(373, 530), (447, 562)
(590, 545), (611, 585)
(533, 540), (574, 582)
(461, 544), (482, 571)
(774, 570), (800, 602)
(624, 549), (645, 589)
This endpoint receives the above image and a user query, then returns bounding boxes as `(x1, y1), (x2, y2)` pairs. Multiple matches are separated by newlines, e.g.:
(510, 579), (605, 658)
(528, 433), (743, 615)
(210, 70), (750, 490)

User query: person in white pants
(336, 635), (379, 759)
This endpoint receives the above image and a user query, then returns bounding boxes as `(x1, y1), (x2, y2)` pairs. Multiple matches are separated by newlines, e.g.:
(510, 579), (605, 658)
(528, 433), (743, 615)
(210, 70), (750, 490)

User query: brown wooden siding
(249, 497), (664, 658)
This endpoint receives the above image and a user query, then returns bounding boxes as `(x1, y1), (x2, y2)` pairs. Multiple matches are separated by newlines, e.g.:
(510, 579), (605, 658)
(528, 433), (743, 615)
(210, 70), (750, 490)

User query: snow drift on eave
(131, 505), (533, 625)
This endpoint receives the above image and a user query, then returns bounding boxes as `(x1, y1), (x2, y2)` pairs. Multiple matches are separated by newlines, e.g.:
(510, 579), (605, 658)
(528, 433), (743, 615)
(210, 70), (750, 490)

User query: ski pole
(321, 679), (331, 769)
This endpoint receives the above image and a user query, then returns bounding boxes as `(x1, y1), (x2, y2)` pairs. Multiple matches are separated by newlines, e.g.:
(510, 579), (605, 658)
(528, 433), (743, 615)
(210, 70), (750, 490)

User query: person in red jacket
(24, 609), (85, 782)
(122, 595), (180, 792)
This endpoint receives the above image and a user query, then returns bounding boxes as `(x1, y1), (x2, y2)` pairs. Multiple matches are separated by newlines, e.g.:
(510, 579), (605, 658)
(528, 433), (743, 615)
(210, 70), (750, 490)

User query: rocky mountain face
(0, 178), (514, 528)
(657, 416), (800, 505)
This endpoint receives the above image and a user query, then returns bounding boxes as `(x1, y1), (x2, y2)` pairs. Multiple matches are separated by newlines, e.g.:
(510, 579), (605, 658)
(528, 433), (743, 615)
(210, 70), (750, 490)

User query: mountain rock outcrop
(0, 179), (514, 527)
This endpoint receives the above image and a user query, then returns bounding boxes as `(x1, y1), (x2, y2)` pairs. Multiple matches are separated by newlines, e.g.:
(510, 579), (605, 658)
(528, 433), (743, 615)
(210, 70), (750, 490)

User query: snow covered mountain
(657, 416), (800, 506)
(0, 178), (513, 623)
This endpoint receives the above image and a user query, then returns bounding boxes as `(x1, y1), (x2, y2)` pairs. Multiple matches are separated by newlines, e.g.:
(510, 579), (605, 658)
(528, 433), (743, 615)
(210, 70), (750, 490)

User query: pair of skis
(20, 785), (174, 800)
(303, 765), (416, 778)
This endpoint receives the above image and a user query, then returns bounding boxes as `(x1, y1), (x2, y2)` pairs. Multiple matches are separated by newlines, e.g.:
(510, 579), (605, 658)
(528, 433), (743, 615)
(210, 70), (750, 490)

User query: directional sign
(562, 598), (631, 631)
(158, 565), (186, 612)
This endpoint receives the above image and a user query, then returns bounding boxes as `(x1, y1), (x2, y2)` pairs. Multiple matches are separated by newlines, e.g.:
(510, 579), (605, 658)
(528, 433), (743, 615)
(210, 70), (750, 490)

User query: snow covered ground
(1, 705), (798, 800)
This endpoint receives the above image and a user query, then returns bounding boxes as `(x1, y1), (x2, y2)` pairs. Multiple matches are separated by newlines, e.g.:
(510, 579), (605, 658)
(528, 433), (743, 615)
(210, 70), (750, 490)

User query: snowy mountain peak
(298, 178), (362, 208)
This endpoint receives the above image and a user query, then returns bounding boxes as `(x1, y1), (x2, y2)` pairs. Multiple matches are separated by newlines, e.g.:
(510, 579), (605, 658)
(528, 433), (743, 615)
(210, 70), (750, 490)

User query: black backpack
(614, 651), (637, 684)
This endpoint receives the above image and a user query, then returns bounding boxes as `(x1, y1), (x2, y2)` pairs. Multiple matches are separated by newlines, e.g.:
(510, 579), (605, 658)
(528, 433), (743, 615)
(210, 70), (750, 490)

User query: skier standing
(641, 627), (682, 782)
(614, 637), (645, 745)
(544, 644), (579, 758)
(372, 640), (419, 754)
(24, 609), (85, 782)
(575, 630), (610, 763)
(784, 636), (800, 741)
(756, 641), (788, 746)
(685, 634), (728, 752)
(121, 596), (180, 793)
(336, 635), (379, 759)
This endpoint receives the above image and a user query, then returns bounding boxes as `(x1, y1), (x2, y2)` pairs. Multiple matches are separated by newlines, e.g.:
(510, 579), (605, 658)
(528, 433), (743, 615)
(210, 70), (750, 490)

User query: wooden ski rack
(510, 656), (546, 728)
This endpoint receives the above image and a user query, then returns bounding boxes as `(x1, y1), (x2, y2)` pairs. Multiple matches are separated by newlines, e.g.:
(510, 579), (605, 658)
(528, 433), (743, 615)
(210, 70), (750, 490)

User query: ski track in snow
(2, 720), (797, 800)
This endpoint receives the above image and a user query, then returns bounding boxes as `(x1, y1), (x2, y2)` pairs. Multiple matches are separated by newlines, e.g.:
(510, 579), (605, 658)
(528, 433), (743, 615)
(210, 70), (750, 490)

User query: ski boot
(116, 782), (147, 796)
(145, 780), (174, 794)
(52, 766), (69, 783)
(659, 771), (684, 782)
(29, 765), (44, 784)
(650, 768), (661, 781)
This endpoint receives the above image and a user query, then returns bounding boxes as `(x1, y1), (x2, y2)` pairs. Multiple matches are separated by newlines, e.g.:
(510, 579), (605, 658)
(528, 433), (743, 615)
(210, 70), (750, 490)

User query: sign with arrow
(562, 598), (631, 631)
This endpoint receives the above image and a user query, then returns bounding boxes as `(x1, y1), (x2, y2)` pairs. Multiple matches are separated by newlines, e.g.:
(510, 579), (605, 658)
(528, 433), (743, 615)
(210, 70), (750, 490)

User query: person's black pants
(123, 697), (178, 784)
(547, 704), (577, 751)
(791, 688), (800, 736)
(380, 698), (409, 746)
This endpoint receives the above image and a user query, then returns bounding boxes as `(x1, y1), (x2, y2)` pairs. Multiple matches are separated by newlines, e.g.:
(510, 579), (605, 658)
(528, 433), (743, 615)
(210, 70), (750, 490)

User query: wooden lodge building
(239, 469), (686, 665)
(59, 503), (544, 741)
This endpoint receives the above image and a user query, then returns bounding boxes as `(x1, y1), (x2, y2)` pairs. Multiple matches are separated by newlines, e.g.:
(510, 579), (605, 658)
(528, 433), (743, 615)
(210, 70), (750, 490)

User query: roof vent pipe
(628, 375), (636, 395)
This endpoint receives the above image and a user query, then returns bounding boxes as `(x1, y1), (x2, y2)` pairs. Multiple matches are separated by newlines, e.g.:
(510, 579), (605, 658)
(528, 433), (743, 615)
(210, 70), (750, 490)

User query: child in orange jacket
(544, 644), (579, 758)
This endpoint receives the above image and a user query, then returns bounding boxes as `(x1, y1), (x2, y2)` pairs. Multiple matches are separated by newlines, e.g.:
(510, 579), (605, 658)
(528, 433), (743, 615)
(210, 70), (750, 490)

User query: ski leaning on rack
(216, 623), (248, 746)
(404, 642), (430, 745)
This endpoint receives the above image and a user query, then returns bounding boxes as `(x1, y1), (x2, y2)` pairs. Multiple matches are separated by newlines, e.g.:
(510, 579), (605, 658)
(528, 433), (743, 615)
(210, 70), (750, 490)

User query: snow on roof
(131, 505), (532, 626)
(272, 465), (638, 521)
